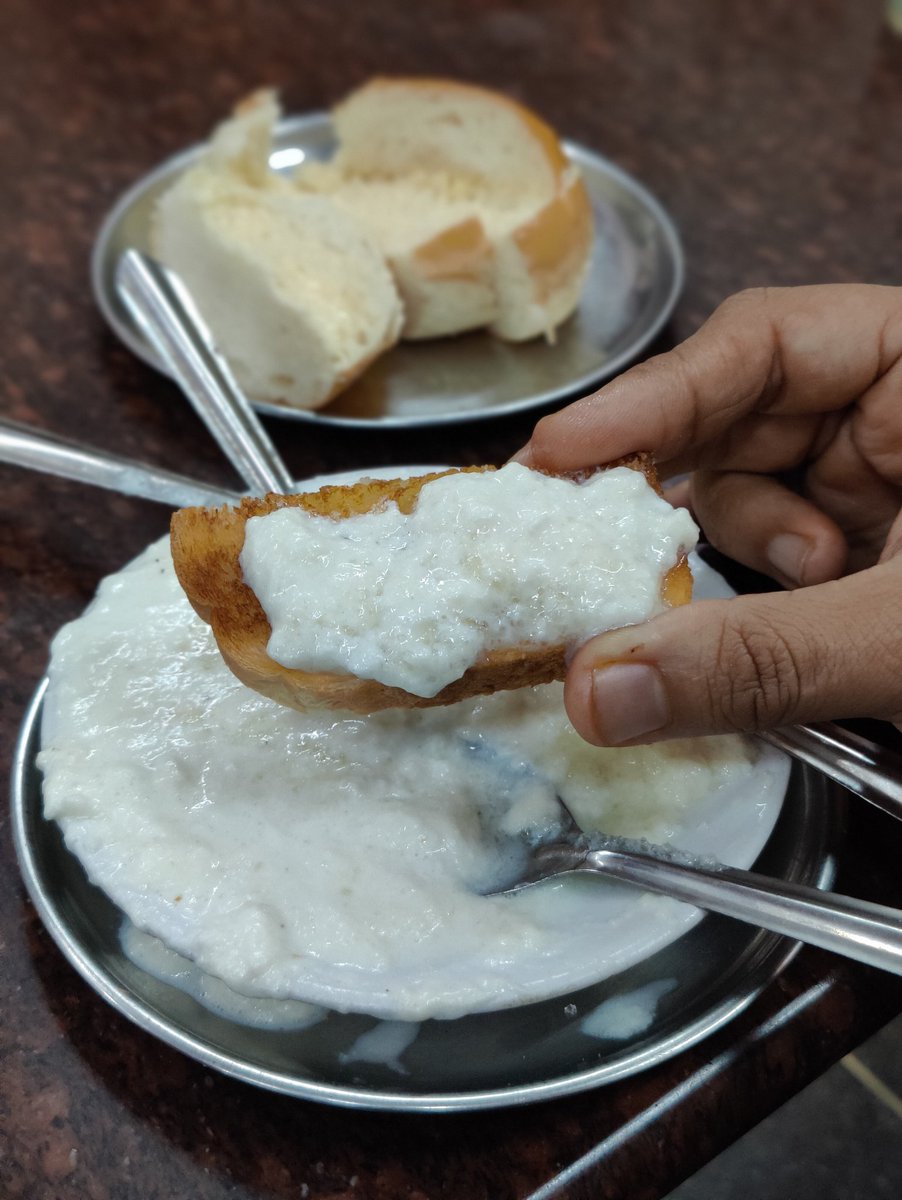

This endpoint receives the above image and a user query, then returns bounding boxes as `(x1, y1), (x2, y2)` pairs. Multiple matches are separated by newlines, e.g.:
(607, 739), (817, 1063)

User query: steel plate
(91, 112), (684, 429)
(13, 679), (843, 1111)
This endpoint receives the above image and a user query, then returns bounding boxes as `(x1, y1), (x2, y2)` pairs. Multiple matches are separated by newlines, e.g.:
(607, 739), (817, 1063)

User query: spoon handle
(587, 847), (902, 975)
(116, 250), (296, 497)
(759, 723), (902, 822)
(0, 417), (237, 509)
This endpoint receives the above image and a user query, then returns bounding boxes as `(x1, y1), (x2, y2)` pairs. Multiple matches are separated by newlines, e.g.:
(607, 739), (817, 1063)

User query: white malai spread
(240, 463), (699, 696)
(38, 536), (787, 1021)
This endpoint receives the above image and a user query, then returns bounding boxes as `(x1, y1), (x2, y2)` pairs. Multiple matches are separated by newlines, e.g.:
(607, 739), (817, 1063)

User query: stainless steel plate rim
(91, 111), (684, 429)
(12, 674), (840, 1112)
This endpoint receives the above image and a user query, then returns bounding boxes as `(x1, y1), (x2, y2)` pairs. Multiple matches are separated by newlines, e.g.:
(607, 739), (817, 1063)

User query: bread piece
(151, 90), (404, 411)
(170, 460), (692, 715)
(296, 77), (594, 342)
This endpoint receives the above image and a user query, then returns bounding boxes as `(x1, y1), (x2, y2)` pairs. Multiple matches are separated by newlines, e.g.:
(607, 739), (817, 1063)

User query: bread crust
(170, 459), (692, 715)
(332, 76), (571, 183)
(491, 170), (595, 341)
(302, 77), (595, 343)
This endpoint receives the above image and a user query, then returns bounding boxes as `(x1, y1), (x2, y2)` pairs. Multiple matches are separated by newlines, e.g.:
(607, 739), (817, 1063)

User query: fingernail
(767, 533), (811, 585)
(590, 662), (671, 744)
(508, 445), (533, 466)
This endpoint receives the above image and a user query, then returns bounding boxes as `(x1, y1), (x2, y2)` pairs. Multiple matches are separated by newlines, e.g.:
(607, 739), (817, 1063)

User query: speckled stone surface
(2, 2), (902, 1197)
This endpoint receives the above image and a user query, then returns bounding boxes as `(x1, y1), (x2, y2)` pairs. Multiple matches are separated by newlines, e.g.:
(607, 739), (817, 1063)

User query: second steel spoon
(115, 249), (295, 497)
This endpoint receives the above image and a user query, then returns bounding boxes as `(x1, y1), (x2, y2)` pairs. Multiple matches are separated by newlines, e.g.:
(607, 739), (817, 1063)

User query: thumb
(564, 558), (902, 744)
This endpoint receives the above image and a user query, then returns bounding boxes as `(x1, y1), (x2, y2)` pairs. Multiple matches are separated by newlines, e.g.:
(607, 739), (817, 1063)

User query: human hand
(514, 284), (902, 744)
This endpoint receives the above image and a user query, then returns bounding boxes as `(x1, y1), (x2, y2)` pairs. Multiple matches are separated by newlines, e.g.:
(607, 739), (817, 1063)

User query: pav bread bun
(170, 459), (693, 715)
(296, 77), (594, 342)
(151, 90), (404, 411)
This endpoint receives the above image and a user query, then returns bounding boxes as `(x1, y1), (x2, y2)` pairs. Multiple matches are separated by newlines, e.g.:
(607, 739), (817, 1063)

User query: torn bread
(151, 90), (404, 411)
(296, 77), (595, 342)
(170, 459), (693, 715)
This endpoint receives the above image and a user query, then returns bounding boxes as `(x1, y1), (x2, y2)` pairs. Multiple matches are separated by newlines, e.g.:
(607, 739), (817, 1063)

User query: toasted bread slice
(170, 459), (692, 715)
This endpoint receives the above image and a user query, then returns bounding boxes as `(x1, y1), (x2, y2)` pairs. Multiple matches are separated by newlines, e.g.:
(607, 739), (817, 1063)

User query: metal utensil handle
(590, 847), (902, 975)
(760, 722), (902, 822)
(116, 250), (295, 496)
(0, 417), (237, 509)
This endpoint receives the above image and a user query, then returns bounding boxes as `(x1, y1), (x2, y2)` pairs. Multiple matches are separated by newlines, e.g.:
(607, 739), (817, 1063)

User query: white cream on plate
(239, 463), (699, 696)
(120, 921), (328, 1032)
(39, 537), (786, 1022)
(580, 980), (677, 1041)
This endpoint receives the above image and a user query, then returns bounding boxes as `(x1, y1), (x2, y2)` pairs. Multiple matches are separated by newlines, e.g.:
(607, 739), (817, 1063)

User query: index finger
(515, 284), (902, 472)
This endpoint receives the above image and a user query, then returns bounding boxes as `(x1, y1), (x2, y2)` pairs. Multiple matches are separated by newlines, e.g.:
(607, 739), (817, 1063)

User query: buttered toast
(170, 460), (693, 715)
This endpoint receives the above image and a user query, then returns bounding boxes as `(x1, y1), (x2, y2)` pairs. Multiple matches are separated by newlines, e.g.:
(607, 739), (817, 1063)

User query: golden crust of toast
(170, 459), (692, 714)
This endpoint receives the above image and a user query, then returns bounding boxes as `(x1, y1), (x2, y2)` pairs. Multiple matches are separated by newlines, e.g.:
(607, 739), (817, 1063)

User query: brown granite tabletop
(3, 2), (902, 1197)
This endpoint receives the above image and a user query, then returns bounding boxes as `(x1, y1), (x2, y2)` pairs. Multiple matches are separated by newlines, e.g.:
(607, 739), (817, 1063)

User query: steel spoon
(115, 249), (295, 496)
(0, 417), (236, 509)
(492, 809), (902, 976)
(759, 723), (902, 823)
